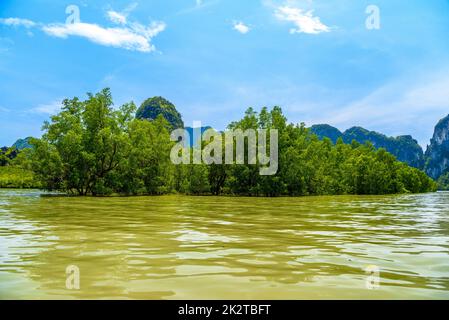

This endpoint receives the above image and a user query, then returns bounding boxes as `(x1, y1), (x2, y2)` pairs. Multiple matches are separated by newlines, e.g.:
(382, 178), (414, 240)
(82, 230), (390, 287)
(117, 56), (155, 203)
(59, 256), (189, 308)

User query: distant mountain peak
(310, 124), (424, 169)
(136, 96), (184, 129)
(344, 126), (369, 133)
(309, 124), (342, 144)
(425, 114), (449, 179)
(12, 137), (33, 150)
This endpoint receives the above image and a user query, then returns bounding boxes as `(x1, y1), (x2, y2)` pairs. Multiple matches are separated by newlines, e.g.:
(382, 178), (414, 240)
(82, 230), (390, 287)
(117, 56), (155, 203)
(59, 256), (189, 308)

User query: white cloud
(107, 3), (138, 25)
(274, 6), (329, 34)
(0, 17), (36, 28)
(2, 5), (165, 53)
(107, 11), (127, 25)
(176, 0), (219, 15)
(233, 22), (250, 34)
(0, 106), (10, 112)
(30, 100), (62, 115)
(43, 21), (165, 53)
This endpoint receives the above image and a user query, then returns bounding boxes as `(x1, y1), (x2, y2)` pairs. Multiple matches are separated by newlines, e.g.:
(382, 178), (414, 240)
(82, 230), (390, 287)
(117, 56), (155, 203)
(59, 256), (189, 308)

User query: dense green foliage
(136, 96), (184, 129)
(28, 89), (172, 195)
(219, 107), (435, 196)
(0, 147), (18, 166)
(310, 124), (425, 169)
(25, 89), (436, 196)
(0, 142), (38, 188)
(0, 166), (38, 188)
(1, 137), (33, 166)
(437, 171), (449, 190)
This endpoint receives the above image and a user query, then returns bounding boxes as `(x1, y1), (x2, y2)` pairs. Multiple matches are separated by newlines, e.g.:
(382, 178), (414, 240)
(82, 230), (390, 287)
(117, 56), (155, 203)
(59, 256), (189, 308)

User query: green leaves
(0, 166), (38, 188)
(27, 88), (436, 196)
(29, 89), (130, 195)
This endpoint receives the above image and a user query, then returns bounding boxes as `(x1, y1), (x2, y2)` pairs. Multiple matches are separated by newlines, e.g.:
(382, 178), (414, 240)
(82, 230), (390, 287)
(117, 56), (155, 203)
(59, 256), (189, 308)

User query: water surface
(0, 189), (448, 299)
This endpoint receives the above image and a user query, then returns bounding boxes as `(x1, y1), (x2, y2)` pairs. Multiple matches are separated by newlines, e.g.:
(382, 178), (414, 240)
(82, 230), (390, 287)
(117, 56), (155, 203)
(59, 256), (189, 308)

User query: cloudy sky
(1, 0), (449, 147)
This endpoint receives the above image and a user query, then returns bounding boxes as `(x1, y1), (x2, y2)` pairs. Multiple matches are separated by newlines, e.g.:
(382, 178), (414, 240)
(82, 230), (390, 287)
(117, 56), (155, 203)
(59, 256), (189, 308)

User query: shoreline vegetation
(1, 88), (437, 196)
(0, 167), (39, 189)
(0, 189), (444, 199)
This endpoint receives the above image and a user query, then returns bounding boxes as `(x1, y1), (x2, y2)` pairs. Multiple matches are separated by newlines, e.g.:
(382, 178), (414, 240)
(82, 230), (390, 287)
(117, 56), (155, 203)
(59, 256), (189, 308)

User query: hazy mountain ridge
(0, 137), (31, 165)
(310, 124), (425, 169)
(12, 137), (33, 150)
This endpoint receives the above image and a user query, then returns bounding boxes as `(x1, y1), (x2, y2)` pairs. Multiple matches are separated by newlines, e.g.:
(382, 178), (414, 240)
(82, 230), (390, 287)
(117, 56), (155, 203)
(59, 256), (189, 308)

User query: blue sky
(1, 0), (449, 147)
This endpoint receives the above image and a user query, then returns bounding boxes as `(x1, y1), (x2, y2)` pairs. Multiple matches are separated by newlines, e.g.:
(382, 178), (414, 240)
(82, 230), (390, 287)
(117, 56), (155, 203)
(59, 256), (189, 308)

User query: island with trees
(0, 88), (438, 196)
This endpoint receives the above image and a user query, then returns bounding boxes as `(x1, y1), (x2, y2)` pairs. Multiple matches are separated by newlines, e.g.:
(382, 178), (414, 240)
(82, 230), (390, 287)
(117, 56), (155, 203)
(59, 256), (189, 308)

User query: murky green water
(0, 189), (449, 299)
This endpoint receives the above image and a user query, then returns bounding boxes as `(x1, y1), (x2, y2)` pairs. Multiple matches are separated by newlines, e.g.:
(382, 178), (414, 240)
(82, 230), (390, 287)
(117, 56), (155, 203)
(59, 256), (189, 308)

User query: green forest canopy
(3, 88), (437, 195)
